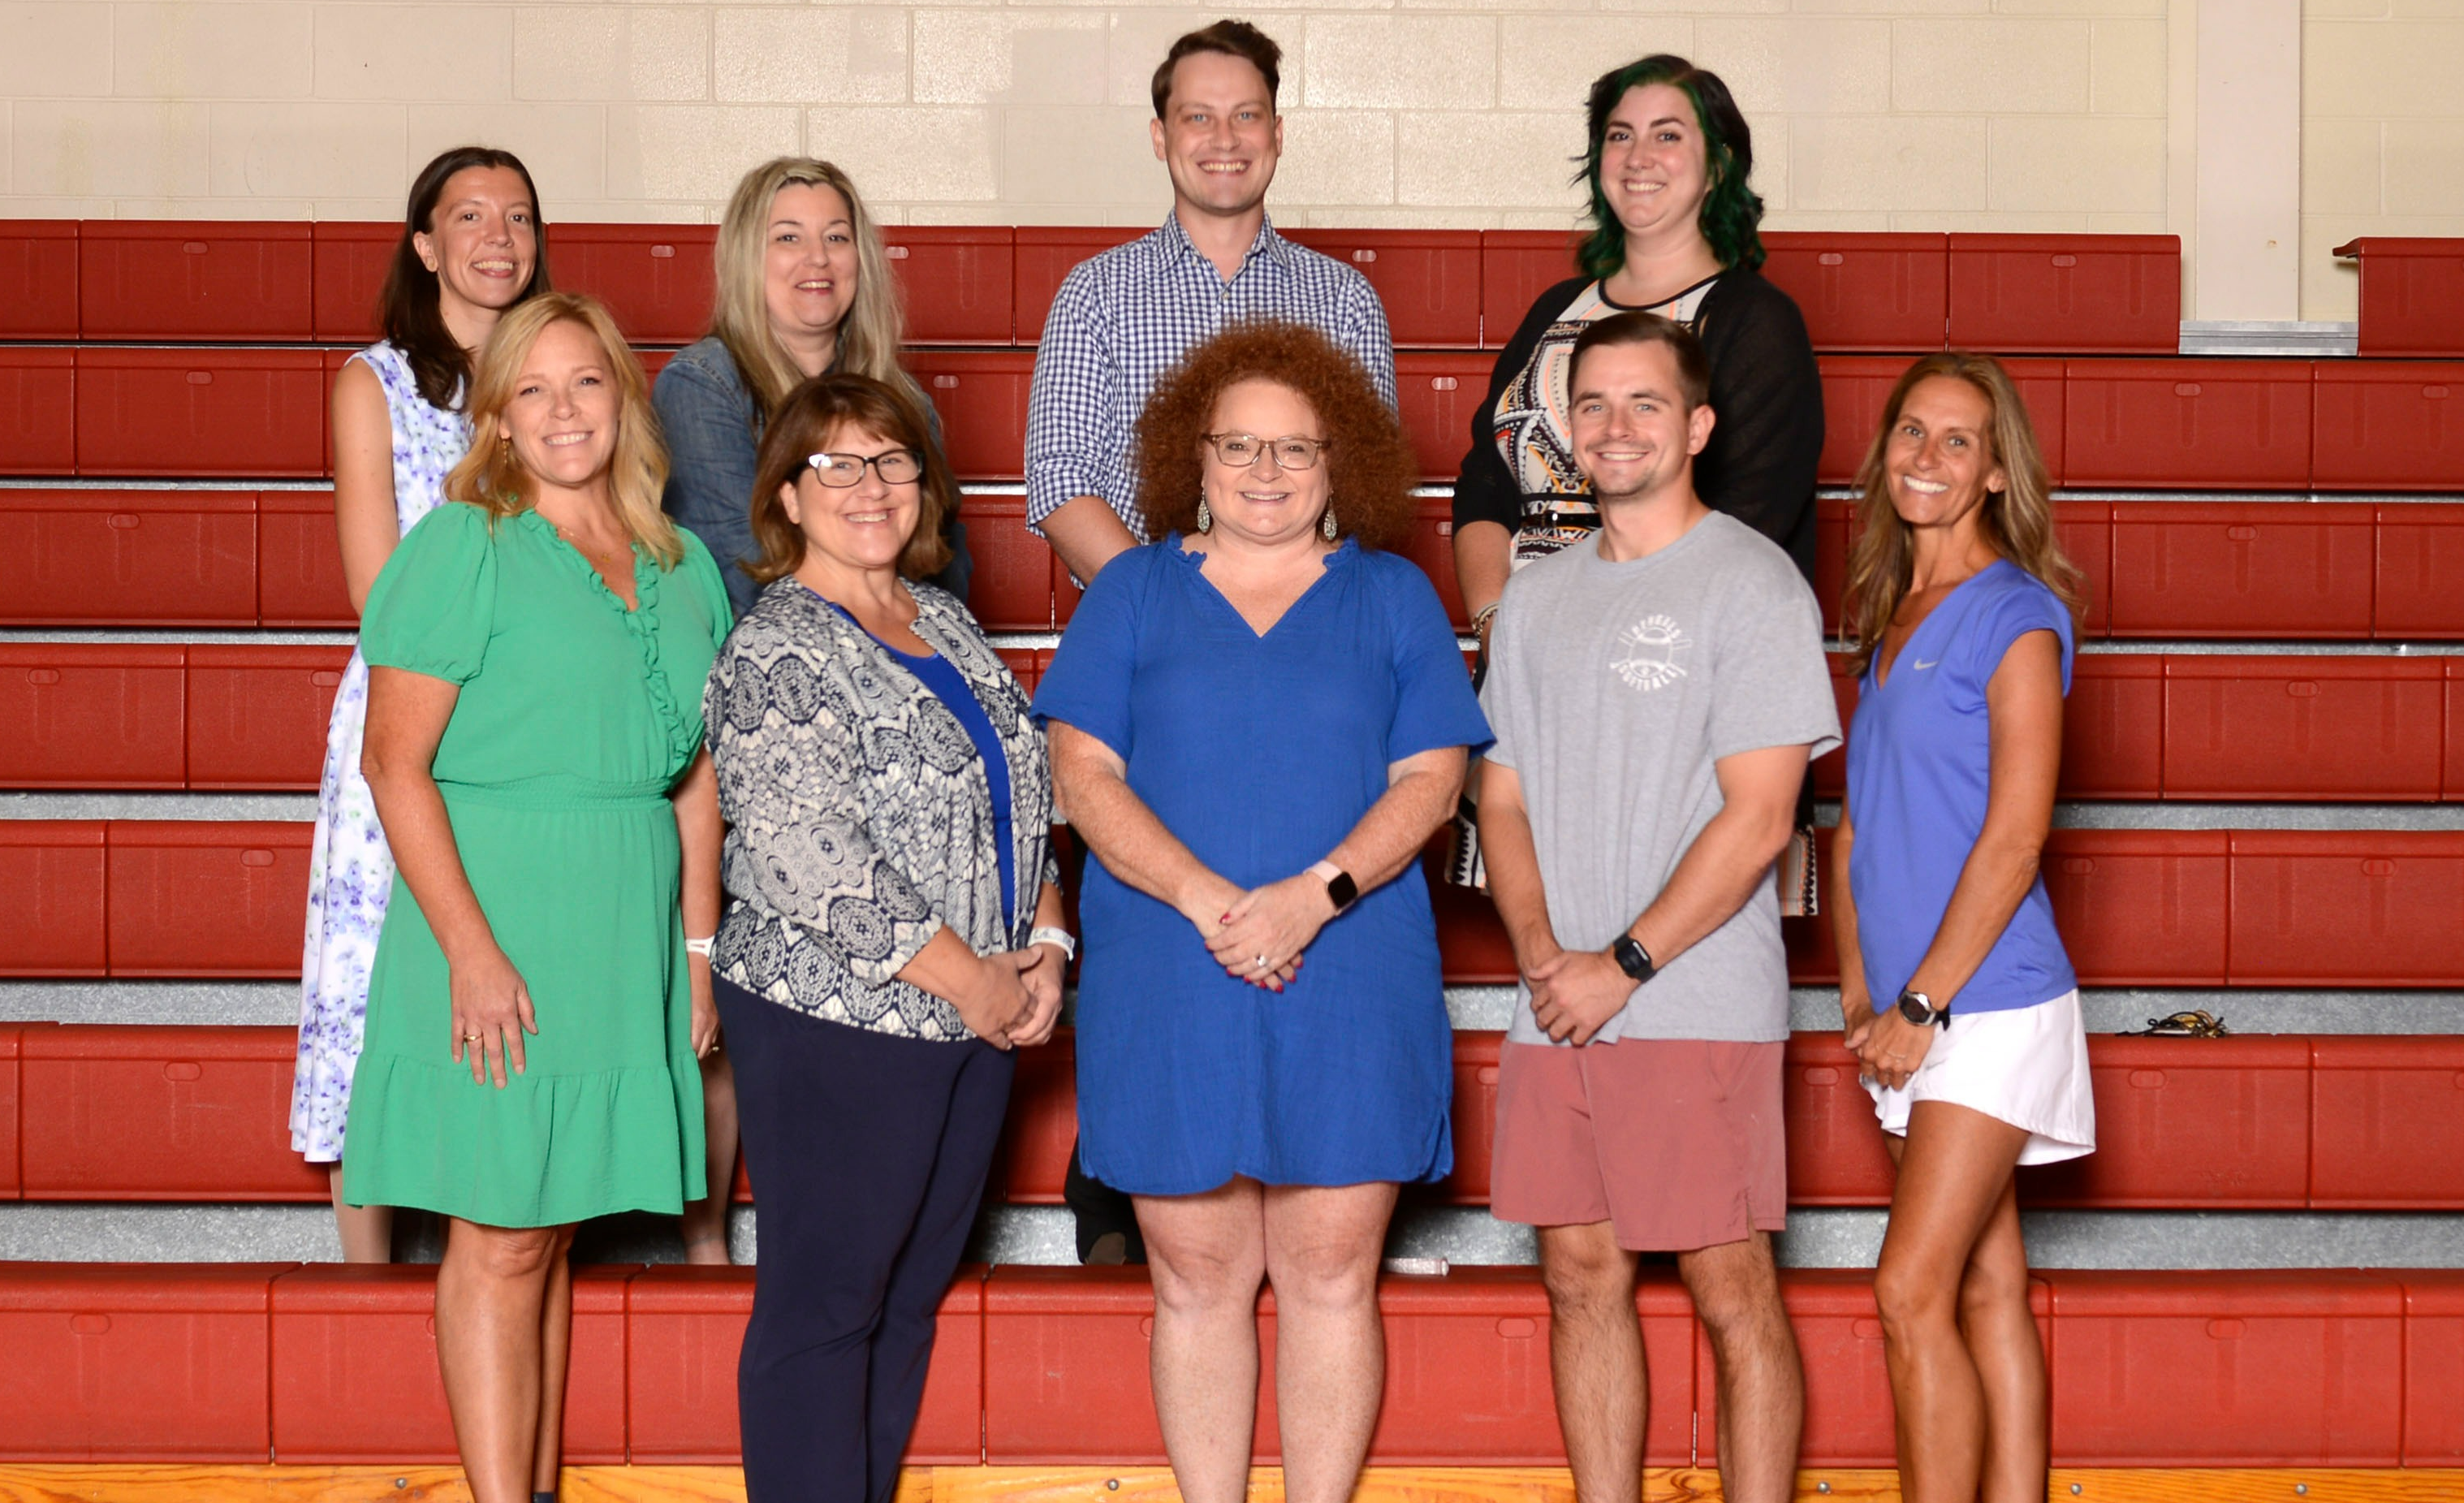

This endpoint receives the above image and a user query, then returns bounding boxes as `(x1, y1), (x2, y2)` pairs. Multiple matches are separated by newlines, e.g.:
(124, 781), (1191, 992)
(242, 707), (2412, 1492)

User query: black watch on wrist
(1612, 935), (1655, 983)
(1896, 988), (1947, 1027)
(1320, 867), (1358, 913)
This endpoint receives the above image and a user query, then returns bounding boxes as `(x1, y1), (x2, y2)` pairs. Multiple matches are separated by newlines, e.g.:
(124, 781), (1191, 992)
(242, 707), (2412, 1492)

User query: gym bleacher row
(5, 220), (2463, 1474)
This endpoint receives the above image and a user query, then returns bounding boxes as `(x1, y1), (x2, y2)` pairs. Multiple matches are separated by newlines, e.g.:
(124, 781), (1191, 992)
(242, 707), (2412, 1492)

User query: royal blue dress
(1034, 536), (1492, 1196)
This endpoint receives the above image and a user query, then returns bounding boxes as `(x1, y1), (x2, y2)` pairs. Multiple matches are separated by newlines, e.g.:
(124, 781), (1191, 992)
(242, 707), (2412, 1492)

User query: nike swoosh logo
(1912, 658), (1939, 671)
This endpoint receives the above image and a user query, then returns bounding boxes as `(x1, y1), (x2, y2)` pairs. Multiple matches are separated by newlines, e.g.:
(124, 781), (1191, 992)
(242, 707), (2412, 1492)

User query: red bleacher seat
(2066, 359), (2312, 490)
(886, 226), (1016, 346)
(2313, 359), (2464, 492)
(78, 222), (314, 343)
(624, 1264), (982, 1465)
(0, 1262), (291, 1460)
(2108, 500), (2375, 639)
(1013, 227), (1144, 348)
(317, 348), (352, 475)
(1442, 1031), (1500, 1207)
(555, 223), (714, 347)
(0, 823), (106, 976)
(76, 348), (326, 478)
(2042, 830), (2230, 986)
(2064, 653), (2163, 797)
(1782, 1034), (1896, 1205)
(983, 1265), (1193, 1465)
(0, 347), (76, 476)
(2378, 503), (2464, 638)
(1429, 874), (1517, 986)
(1478, 231), (1578, 351)
(2052, 496), (2106, 630)
(17, 1024), (323, 1201)
(269, 1263), (629, 1463)
(0, 487), (258, 627)
(2025, 1035), (2312, 1209)
(2400, 1271), (2464, 1463)
(2336, 237), (2464, 357)
(2229, 829), (2464, 986)
(1948, 233), (2180, 355)
(257, 489), (355, 626)
(954, 493), (1054, 631)
(2164, 654), (2441, 801)
(1395, 351), (1494, 482)
(2310, 1037), (2464, 1211)
(185, 645), (349, 790)
(104, 820), (313, 978)
(0, 1026), (20, 1199)
(1761, 232), (1948, 352)
(1392, 497), (1469, 628)
(309, 221), (394, 343)
(1284, 229), (1482, 348)
(2047, 1270), (2403, 1466)
(0, 220), (78, 339)
(909, 350), (1031, 482)
(0, 643), (187, 789)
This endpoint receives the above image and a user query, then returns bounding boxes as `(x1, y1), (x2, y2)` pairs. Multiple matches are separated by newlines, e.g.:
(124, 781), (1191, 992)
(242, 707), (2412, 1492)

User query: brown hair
(1845, 352), (2083, 672)
(745, 374), (956, 585)
(382, 145), (551, 412)
(1568, 310), (1712, 411)
(442, 292), (682, 568)
(1150, 19), (1282, 119)
(1134, 321), (1416, 553)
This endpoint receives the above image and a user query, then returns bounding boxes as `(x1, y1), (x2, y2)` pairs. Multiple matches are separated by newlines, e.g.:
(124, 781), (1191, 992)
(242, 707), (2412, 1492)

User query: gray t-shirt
(1481, 512), (1841, 1045)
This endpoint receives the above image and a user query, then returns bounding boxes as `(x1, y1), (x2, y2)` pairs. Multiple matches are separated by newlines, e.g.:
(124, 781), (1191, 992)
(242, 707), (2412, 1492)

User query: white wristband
(1028, 926), (1077, 962)
(684, 935), (715, 960)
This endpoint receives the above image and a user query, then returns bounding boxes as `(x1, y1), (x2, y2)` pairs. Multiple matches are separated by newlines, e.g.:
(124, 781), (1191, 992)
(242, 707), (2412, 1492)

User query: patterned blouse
(704, 577), (1058, 1041)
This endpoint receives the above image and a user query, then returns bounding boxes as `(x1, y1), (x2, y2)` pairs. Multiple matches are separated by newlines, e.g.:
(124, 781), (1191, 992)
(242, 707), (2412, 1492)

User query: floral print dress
(288, 342), (468, 1163)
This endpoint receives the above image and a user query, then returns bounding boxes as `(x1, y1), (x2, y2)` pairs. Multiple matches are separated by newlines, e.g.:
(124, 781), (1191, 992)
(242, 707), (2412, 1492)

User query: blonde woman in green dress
(345, 292), (731, 1503)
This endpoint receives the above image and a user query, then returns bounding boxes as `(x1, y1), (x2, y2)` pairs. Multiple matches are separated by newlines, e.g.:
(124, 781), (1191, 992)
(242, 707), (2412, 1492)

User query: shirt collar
(1156, 209), (1292, 275)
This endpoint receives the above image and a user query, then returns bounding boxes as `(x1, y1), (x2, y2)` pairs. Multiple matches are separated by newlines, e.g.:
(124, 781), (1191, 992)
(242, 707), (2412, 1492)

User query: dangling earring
(1195, 496), (1213, 533)
(1321, 505), (1339, 542)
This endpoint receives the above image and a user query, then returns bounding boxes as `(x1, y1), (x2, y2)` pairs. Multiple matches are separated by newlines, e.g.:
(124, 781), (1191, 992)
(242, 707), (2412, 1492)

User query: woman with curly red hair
(1035, 320), (1489, 1500)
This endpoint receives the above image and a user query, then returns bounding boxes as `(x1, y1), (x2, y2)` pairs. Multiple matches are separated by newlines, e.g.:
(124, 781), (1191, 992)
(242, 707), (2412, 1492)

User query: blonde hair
(443, 292), (684, 569)
(710, 157), (922, 423)
(1845, 352), (2083, 672)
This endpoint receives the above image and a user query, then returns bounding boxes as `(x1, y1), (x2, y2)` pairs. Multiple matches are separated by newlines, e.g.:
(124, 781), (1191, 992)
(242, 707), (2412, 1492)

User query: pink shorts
(1491, 1039), (1788, 1254)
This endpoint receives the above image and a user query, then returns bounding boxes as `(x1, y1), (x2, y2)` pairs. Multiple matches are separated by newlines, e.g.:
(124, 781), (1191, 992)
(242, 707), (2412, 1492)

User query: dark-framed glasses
(1202, 433), (1330, 471)
(806, 449), (924, 487)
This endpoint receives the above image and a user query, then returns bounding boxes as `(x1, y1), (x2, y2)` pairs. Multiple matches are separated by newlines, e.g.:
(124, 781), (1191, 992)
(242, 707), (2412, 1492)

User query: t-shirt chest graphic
(1610, 612), (1694, 693)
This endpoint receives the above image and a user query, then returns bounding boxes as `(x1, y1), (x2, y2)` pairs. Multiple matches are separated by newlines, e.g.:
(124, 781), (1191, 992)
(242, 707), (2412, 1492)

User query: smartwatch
(1896, 988), (1947, 1027)
(1612, 935), (1655, 983)
(1310, 861), (1358, 913)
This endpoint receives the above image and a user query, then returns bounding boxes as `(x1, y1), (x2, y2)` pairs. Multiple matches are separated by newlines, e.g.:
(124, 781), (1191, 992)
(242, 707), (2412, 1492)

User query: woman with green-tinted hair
(1443, 54), (1823, 888)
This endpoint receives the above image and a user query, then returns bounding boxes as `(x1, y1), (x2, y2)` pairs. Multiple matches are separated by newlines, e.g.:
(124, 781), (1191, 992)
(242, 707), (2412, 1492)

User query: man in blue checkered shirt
(1025, 19), (1399, 585)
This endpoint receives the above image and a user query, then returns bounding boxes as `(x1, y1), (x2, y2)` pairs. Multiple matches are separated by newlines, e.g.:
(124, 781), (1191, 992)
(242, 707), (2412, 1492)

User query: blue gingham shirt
(1025, 212), (1398, 538)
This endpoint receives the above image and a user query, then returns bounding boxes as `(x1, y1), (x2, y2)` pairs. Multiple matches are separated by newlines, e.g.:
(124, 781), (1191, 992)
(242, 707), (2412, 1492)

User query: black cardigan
(1450, 268), (1825, 585)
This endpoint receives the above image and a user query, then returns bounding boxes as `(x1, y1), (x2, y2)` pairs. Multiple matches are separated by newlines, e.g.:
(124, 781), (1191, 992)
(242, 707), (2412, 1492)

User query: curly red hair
(1133, 321), (1418, 553)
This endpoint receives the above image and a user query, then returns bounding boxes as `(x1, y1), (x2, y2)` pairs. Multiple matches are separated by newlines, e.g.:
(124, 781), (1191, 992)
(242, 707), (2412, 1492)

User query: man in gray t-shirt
(1477, 313), (1837, 1503)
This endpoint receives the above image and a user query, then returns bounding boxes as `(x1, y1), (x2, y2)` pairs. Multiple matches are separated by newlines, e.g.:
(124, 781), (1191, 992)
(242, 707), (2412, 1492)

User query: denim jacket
(653, 336), (972, 619)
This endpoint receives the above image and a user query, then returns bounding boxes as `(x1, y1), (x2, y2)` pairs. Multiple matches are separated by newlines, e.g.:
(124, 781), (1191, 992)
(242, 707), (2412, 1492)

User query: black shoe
(1064, 1140), (1146, 1265)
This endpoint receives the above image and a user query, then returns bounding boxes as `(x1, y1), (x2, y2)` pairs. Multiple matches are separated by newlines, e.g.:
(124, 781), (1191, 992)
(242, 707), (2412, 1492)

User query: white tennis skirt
(1865, 988), (2096, 1166)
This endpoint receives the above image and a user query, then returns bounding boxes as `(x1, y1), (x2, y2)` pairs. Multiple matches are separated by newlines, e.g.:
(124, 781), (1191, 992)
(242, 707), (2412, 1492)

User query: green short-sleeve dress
(339, 501), (735, 1227)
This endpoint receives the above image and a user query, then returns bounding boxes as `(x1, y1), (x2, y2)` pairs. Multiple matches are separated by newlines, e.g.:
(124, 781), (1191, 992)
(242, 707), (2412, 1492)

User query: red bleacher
(4, 1261), (2461, 1466)
(0, 1021), (2454, 1215)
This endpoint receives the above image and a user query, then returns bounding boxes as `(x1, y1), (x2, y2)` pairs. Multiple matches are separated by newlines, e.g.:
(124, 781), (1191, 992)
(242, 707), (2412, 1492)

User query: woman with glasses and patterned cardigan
(702, 372), (1063, 1503)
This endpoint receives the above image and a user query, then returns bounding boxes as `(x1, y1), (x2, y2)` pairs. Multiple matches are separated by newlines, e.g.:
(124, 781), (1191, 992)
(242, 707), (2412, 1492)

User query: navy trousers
(714, 978), (1014, 1503)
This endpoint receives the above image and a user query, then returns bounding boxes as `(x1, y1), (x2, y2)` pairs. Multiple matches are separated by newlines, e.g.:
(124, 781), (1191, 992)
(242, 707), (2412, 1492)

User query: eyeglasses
(805, 449), (924, 487)
(1202, 433), (1331, 471)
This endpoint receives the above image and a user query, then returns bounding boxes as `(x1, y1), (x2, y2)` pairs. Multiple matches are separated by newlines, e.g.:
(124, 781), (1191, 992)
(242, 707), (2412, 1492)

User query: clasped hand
(952, 944), (1066, 1051)
(1189, 873), (1333, 993)
(1525, 947), (1637, 1046)
(1843, 991), (1935, 1091)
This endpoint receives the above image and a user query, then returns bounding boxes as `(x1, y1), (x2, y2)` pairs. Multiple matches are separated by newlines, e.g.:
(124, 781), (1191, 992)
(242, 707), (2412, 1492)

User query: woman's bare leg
(681, 1052), (739, 1264)
(529, 1225), (577, 1496)
(1875, 1102), (2030, 1503)
(1136, 1181), (1268, 1503)
(434, 1217), (572, 1503)
(329, 1166), (395, 1263)
(1959, 1173), (2049, 1503)
(1262, 1181), (1398, 1503)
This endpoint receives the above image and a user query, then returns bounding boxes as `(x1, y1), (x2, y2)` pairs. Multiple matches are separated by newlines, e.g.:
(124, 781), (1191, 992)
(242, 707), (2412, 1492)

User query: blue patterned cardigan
(704, 577), (1056, 1041)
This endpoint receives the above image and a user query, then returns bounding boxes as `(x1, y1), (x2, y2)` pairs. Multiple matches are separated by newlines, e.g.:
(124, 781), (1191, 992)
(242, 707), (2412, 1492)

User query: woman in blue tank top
(1829, 352), (2095, 1503)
